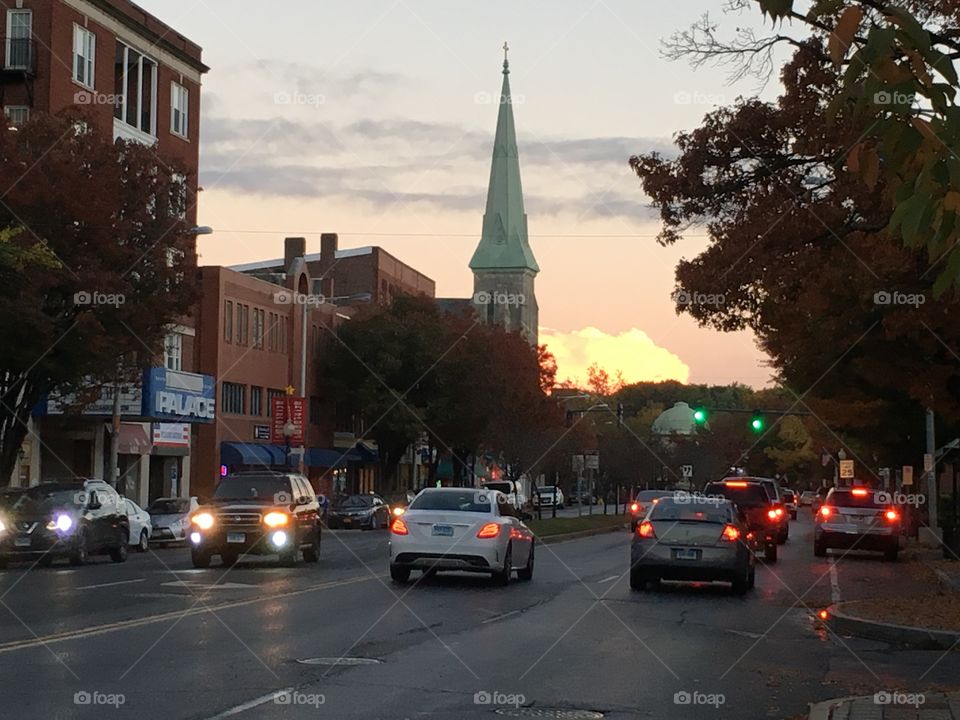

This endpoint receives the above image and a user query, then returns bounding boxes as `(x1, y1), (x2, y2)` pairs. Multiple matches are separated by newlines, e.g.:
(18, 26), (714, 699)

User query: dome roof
(652, 401), (698, 436)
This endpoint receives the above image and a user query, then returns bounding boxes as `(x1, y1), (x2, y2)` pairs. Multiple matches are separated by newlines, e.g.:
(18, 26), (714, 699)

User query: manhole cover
(494, 710), (603, 719)
(296, 657), (383, 666)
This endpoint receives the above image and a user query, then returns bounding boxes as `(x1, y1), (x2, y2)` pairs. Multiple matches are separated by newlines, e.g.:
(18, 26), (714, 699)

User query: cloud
(541, 326), (690, 386)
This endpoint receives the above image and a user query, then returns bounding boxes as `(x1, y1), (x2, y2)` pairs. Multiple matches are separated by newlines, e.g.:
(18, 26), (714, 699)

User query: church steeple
(469, 45), (539, 274)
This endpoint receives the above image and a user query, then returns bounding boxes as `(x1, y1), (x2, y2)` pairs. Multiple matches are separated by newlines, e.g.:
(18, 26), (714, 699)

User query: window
(164, 333), (182, 371)
(114, 41), (157, 136)
(221, 382), (245, 415)
(224, 300), (233, 342)
(5, 10), (31, 70)
(250, 386), (263, 416)
(72, 24), (96, 88)
(266, 389), (284, 417)
(3, 106), (29, 126)
(170, 82), (188, 138)
(253, 308), (265, 349)
(236, 304), (249, 345)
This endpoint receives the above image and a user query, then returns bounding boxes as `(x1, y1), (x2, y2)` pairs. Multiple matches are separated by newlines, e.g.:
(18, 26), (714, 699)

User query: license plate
(343, 518), (352, 524)
(672, 548), (700, 561)
(432, 525), (454, 537)
(227, 533), (245, 544)
(14, 537), (30, 548)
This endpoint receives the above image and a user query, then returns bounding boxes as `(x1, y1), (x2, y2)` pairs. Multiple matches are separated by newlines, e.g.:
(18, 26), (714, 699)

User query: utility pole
(107, 384), (120, 488)
(927, 408), (938, 531)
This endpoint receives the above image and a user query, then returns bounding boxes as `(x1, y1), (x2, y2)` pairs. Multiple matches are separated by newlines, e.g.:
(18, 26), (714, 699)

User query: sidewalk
(809, 692), (960, 719)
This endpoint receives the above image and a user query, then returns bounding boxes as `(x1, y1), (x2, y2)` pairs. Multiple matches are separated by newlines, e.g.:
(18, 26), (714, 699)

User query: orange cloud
(541, 326), (690, 387)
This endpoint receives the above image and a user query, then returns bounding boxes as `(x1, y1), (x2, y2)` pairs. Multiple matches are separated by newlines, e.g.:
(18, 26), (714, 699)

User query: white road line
(828, 558), (842, 604)
(598, 575), (618, 584)
(481, 610), (521, 624)
(76, 578), (146, 591)
(205, 688), (295, 719)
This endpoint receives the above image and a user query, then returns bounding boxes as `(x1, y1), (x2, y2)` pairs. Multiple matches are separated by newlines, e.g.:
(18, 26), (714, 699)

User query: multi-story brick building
(8, 1), (211, 507)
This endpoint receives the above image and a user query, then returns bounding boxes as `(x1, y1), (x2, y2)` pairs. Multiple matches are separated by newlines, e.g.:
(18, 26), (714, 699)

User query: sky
(140, 0), (785, 388)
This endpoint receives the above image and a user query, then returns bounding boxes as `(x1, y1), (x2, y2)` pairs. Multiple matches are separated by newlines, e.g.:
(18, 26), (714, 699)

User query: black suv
(189, 471), (321, 568)
(0, 480), (130, 568)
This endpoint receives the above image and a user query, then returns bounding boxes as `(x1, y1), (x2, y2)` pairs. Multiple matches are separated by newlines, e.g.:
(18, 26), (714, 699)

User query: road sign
(924, 453), (934, 473)
(681, 464), (694, 478)
(839, 459), (855, 479)
(902, 465), (914, 486)
(585, 454), (600, 470)
(572, 455), (584, 472)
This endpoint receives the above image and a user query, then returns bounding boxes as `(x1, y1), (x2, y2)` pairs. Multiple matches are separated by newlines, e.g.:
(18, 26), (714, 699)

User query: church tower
(469, 44), (539, 346)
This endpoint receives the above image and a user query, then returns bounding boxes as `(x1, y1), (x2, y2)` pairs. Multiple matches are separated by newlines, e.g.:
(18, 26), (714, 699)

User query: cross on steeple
(502, 41), (509, 73)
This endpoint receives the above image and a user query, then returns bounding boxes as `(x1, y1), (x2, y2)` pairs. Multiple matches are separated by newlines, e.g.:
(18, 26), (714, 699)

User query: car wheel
(629, 566), (647, 591)
(221, 551), (239, 568)
(137, 530), (149, 552)
(390, 565), (411, 583)
(517, 543), (534, 581)
(191, 547), (211, 568)
(493, 544), (512, 586)
(813, 540), (827, 557)
(884, 546), (899, 562)
(731, 574), (749, 595)
(109, 531), (129, 563)
(69, 531), (88, 566)
(302, 529), (321, 563)
(764, 542), (778, 564)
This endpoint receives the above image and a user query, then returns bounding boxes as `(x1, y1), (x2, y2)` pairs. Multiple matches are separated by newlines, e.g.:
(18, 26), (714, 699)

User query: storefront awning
(117, 423), (151, 455)
(306, 448), (353, 468)
(220, 442), (289, 467)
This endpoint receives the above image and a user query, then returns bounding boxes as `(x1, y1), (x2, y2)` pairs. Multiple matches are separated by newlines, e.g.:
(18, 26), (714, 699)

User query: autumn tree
(0, 110), (198, 482)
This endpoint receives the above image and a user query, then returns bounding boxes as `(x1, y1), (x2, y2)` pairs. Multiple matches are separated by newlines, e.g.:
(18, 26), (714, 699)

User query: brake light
(509, 527), (524, 540)
(884, 509), (899, 522)
(476, 522), (501, 539)
(652, 498), (660, 505)
(767, 509), (779, 521)
(391, 518), (409, 535)
(630, 502), (639, 513)
(819, 505), (832, 518)
(774, 507), (784, 517)
(721, 525), (740, 542)
(851, 488), (869, 497)
(725, 481), (748, 487)
(637, 520), (656, 538)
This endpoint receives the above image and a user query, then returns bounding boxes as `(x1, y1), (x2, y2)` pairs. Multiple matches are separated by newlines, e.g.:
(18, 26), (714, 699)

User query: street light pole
(927, 408), (938, 531)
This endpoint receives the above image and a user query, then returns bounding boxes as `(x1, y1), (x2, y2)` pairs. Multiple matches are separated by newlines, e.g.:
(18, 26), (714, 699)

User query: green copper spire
(469, 45), (540, 273)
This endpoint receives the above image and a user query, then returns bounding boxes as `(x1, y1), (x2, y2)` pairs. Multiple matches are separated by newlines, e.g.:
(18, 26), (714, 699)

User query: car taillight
(630, 502), (639, 513)
(637, 520), (656, 538)
(819, 506), (832, 519)
(476, 522), (501, 539)
(767, 509), (779, 521)
(884, 509), (899, 522)
(509, 527), (524, 540)
(774, 507), (784, 517)
(851, 488), (869, 497)
(721, 525), (740, 542)
(391, 518), (409, 535)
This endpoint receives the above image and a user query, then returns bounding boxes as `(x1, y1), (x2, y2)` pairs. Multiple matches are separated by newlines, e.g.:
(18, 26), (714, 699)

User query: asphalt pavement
(0, 513), (956, 719)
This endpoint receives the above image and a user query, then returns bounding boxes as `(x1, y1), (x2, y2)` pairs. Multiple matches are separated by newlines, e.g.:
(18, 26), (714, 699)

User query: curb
(807, 695), (860, 720)
(827, 601), (960, 650)
(536, 523), (627, 545)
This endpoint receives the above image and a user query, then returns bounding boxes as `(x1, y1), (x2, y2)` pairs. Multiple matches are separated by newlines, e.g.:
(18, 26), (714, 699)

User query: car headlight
(192, 512), (215, 530)
(0, 519), (5, 534)
(263, 511), (289, 528)
(46, 514), (73, 532)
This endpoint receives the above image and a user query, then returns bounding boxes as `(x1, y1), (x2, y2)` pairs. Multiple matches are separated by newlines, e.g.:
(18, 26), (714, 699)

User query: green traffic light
(693, 408), (707, 424)
(750, 417), (764, 432)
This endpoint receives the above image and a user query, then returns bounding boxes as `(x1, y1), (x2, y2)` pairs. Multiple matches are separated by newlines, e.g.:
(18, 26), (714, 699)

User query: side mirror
(297, 495), (311, 505)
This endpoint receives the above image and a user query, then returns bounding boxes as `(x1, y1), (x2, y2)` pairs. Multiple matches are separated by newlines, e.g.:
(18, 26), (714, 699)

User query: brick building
(8, 1), (211, 507)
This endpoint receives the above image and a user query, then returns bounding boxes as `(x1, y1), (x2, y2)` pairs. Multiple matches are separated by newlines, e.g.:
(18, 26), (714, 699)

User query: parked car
(703, 479), (781, 563)
(570, 488), (599, 505)
(814, 487), (901, 561)
(148, 496), (199, 545)
(328, 494), (391, 530)
(800, 490), (817, 506)
(0, 480), (129, 567)
(480, 480), (527, 511)
(389, 487), (534, 585)
(630, 495), (754, 594)
(122, 498), (152, 551)
(628, 490), (674, 532)
(781, 489), (799, 520)
(189, 471), (321, 568)
(531, 486), (564, 508)
(382, 490), (418, 521)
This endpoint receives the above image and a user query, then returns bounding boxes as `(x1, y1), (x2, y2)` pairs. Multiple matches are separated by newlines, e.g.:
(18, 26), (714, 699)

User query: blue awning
(306, 448), (353, 468)
(220, 442), (290, 467)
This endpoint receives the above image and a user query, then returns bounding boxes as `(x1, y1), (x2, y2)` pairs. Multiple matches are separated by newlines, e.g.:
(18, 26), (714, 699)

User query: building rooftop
(229, 246), (374, 273)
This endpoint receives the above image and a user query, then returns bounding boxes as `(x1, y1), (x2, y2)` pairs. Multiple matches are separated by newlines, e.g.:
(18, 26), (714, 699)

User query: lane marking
(161, 580), (256, 590)
(205, 687), (295, 719)
(598, 575), (618, 584)
(481, 610), (521, 624)
(76, 578), (146, 591)
(0, 574), (375, 655)
(828, 558), (841, 604)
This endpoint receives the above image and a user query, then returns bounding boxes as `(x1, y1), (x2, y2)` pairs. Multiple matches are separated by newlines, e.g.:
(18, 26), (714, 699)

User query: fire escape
(0, 37), (37, 109)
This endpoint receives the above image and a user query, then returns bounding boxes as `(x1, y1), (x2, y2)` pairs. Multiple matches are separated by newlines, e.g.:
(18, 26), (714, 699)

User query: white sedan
(389, 487), (535, 585)
(122, 498), (152, 552)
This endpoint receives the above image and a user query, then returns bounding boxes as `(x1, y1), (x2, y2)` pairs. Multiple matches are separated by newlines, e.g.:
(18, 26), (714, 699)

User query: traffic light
(693, 407), (708, 424)
(617, 402), (624, 426)
(750, 414), (765, 432)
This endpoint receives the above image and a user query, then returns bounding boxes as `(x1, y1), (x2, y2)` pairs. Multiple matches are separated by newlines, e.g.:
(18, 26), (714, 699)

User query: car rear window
(703, 483), (770, 507)
(213, 477), (291, 501)
(636, 490), (670, 502)
(828, 490), (883, 508)
(409, 490), (492, 513)
(650, 500), (730, 523)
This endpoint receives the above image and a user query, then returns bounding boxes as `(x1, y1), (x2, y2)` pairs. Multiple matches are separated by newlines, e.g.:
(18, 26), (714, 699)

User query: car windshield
(650, 500), (730, 523)
(382, 492), (412, 504)
(636, 490), (671, 501)
(828, 490), (884, 508)
(482, 482), (513, 494)
(336, 495), (374, 508)
(538, 486), (557, 493)
(148, 498), (191, 514)
(409, 490), (492, 513)
(703, 483), (771, 508)
(213, 477), (291, 501)
(11, 485), (84, 513)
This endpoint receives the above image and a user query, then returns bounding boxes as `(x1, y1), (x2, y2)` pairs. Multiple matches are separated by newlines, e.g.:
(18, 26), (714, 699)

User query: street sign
(253, 424), (270, 441)
(839, 459), (855, 480)
(271, 396), (305, 446)
(902, 465), (914, 486)
(681, 464), (694, 478)
(572, 455), (584, 472)
(585, 454), (600, 470)
(923, 453), (934, 473)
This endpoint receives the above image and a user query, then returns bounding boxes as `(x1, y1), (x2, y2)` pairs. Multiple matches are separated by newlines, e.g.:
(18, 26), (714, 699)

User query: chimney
(318, 233), (338, 299)
(284, 236), (306, 273)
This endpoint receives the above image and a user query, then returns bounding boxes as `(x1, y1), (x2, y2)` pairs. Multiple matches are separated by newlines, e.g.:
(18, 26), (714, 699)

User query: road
(0, 513), (956, 719)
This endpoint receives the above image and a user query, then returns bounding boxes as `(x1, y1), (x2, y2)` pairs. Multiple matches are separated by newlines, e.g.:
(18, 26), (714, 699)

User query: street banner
(271, 396), (306, 446)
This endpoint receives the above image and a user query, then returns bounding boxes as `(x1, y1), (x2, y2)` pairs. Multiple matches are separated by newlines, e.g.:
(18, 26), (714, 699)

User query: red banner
(271, 396), (305, 447)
